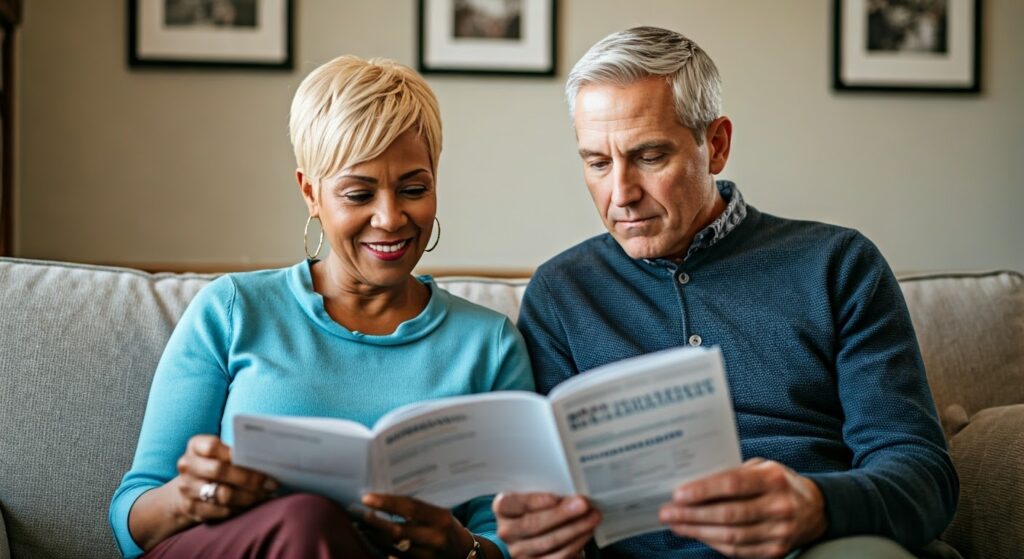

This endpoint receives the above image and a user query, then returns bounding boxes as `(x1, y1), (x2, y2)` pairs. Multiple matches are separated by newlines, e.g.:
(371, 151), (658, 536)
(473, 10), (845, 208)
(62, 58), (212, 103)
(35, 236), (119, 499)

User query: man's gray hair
(565, 26), (722, 144)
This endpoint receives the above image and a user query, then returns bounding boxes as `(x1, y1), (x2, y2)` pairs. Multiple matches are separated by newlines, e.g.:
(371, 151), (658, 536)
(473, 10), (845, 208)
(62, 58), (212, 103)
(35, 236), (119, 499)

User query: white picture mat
(136, 0), (288, 63)
(841, 0), (974, 86)
(423, 0), (553, 70)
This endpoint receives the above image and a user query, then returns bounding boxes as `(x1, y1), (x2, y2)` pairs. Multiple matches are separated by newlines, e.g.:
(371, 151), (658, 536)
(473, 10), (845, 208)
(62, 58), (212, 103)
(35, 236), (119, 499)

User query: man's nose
(610, 165), (642, 207)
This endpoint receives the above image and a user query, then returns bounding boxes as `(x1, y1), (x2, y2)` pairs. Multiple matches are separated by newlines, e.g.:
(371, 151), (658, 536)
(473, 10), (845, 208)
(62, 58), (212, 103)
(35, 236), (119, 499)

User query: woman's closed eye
(342, 190), (374, 203)
(400, 185), (429, 197)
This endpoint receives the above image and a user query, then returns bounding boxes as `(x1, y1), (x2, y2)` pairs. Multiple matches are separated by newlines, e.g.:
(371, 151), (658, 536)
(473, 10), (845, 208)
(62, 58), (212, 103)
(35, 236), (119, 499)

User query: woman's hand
(359, 493), (481, 558)
(128, 434), (281, 551)
(171, 434), (279, 523)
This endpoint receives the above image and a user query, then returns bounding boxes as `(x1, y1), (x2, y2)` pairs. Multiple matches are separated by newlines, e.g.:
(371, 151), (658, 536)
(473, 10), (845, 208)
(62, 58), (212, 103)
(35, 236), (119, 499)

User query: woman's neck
(311, 258), (430, 335)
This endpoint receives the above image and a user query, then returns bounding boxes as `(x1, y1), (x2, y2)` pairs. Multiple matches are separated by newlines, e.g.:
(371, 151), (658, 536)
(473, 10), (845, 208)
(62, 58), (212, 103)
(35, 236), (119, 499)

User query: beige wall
(15, 1), (1024, 273)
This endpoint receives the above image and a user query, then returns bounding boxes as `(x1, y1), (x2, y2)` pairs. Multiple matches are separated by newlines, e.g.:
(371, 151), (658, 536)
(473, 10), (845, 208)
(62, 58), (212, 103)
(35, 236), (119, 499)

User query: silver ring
(198, 481), (219, 504)
(393, 538), (411, 552)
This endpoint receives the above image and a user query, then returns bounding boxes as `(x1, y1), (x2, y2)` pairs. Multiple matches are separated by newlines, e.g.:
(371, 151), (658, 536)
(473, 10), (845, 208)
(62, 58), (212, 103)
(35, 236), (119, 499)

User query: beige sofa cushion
(0, 259), (212, 559)
(899, 271), (1024, 437)
(434, 276), (528, 322)
(941, 404), (1024, 558)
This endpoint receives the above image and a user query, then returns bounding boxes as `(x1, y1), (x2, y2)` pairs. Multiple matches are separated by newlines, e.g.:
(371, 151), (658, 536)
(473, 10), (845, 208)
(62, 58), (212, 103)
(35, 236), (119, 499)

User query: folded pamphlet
(233, 345), (741, 546)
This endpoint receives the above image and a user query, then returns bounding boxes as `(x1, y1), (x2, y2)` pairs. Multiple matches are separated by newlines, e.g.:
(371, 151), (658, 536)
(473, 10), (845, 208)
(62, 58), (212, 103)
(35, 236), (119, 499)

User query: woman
(109, 55), (532, 559)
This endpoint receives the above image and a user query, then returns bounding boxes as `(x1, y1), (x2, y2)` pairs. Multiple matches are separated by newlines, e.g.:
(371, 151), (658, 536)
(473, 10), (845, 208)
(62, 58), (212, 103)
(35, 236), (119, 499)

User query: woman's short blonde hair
(289, 55), (442, 192)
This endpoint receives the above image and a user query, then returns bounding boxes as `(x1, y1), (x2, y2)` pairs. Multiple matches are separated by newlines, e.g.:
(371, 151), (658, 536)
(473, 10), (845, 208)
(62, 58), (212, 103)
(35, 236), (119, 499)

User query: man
(494, 27), (957, 559)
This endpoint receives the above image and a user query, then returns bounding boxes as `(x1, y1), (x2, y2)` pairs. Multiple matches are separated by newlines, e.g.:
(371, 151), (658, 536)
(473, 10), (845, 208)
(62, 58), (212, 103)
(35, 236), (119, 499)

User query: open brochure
(233, 345), (741, 547)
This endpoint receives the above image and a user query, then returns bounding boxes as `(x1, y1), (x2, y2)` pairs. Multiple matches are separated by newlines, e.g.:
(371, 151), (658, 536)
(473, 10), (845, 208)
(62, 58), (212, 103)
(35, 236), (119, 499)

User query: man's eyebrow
(626, 141), (674, 156)
(578, 141), (675, 159)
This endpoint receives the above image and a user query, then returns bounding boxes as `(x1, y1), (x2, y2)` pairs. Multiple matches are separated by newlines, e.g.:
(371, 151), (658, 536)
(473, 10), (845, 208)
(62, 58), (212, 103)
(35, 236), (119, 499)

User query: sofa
(0, 257), (1021, 559)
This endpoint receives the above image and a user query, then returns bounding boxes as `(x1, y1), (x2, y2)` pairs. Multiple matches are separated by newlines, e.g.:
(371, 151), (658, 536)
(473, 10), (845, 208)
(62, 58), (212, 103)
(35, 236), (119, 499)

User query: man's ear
(705, 116), (732, 175)
(296, 170), (318, 216)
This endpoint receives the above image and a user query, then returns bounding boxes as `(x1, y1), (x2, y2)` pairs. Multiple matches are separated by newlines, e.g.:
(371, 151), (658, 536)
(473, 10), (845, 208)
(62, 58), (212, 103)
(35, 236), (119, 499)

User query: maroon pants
(143, 493), (378, 559)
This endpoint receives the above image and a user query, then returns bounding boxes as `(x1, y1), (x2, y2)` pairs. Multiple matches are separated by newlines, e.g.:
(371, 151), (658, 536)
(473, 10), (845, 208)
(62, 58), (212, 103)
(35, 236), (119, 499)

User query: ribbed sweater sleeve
(803, 233), (957, 548)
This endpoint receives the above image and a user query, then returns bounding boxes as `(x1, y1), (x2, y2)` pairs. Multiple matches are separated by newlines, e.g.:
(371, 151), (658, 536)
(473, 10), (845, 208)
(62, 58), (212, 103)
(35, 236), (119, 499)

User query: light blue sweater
(109, 261), (534, 558)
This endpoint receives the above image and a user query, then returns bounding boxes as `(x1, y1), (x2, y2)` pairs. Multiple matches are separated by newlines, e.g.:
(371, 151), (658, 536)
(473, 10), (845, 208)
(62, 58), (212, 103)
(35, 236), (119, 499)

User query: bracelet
(465, 534), (482, 559)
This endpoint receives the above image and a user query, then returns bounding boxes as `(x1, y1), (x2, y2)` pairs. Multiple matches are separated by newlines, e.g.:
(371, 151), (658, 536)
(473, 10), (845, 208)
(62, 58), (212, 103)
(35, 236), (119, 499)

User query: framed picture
(833, 0), (980, 92)
(128, 0), (293, 69)
(418, 0), (557, 76)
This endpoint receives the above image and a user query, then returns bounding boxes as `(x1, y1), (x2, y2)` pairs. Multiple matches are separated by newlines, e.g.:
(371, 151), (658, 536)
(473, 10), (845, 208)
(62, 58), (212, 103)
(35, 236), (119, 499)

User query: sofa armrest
(941, 404), (1024, 558)
(0, 505), (10, 559)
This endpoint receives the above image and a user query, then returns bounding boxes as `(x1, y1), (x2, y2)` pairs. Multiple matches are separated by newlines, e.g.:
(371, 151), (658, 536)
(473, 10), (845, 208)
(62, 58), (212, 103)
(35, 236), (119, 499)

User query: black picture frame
(128, 0), (293, 70)
(833, 0), (980, 93)
(418, 0), (557, 77)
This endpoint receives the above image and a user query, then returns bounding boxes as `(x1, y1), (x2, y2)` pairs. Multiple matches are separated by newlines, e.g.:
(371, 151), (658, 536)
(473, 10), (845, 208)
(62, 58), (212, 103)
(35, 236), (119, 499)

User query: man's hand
(494, 492), (601, 558)
(658, 458), (827, 559)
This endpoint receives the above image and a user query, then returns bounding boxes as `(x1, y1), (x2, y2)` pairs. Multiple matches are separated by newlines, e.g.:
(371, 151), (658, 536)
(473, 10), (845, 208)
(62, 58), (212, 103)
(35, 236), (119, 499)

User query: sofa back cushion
(898, 271), (1024, 438)
(433, 276), (529, 322)
(0, 259), (212, 558)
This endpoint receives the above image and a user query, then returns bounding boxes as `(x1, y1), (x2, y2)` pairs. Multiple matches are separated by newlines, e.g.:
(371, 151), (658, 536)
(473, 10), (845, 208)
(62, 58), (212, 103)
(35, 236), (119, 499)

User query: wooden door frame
(0, 0), (20, 257)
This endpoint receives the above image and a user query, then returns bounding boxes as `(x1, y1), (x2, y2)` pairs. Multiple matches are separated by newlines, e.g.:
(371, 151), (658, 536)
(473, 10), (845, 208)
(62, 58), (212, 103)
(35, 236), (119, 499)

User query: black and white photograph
(453, 0), (522, 40)
(866, 0), (947, 53)
(129, 0), (292, 69)
(834, 0), (979, 92)
(419, 0), (556, 76)
(164, 0), (258, 28)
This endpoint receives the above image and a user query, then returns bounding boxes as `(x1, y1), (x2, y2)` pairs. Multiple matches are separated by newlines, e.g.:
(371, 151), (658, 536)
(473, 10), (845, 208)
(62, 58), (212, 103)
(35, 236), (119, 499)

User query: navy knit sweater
(517, 200), (957, 558)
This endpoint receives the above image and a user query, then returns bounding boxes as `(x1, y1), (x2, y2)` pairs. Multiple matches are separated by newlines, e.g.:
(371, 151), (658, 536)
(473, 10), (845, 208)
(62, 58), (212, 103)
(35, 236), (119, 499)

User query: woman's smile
(363, 238), (414, 261)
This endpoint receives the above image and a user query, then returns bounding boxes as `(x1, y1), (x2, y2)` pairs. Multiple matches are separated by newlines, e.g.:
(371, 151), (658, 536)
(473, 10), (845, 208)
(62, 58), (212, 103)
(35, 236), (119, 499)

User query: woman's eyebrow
(398, 168), (431, 181)
(338, 173), (377, 184)
(338, 168), (430, 184)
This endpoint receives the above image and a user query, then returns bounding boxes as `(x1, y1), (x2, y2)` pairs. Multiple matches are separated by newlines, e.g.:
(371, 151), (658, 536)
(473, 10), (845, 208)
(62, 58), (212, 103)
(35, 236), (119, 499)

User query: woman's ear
(297, 170), (318, 215)
(705, 116), (732, 175)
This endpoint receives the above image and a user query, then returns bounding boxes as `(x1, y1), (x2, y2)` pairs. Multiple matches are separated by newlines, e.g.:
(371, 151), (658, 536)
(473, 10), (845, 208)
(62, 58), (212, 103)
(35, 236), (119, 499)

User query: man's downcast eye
(640, 154), (665, 164)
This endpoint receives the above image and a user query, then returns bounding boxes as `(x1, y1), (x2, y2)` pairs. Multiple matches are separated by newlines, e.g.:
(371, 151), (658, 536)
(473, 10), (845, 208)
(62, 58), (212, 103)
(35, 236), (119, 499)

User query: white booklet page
(548, 346), (742, 546)
(233, 391), (574, 508)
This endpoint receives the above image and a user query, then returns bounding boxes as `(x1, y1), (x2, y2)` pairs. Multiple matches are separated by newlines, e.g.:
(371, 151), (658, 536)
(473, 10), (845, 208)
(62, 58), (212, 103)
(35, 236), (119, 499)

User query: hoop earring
(424, 217), (441, 252)
(304, 215), (324, 260)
